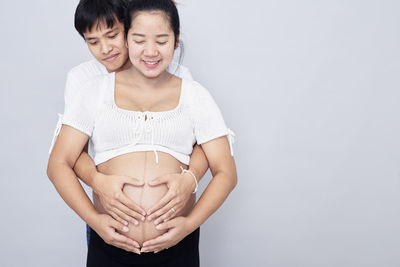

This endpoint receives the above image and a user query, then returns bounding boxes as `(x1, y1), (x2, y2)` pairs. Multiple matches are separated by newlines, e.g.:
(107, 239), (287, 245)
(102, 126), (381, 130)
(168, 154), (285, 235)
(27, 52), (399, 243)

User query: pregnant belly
(95, 151), (194, 246)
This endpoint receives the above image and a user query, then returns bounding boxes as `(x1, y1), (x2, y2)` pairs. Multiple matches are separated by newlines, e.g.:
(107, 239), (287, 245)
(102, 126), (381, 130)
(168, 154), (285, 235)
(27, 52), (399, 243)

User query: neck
(108, 60), (132, 73)
(121, 66), (171, 90)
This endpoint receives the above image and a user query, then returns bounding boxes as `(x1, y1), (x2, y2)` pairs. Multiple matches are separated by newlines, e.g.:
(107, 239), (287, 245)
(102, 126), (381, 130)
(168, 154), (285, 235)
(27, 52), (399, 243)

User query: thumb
(108, 216), (129, 233)
(155, 220), (172, 231)
(148, 175), (169, 186)
(123, 176), (144, 187)
(155, 217), (179, 230)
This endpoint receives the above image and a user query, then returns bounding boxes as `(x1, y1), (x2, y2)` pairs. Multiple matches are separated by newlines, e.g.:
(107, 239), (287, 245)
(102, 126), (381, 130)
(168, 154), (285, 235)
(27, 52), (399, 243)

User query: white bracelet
(180, 166), (198, 194)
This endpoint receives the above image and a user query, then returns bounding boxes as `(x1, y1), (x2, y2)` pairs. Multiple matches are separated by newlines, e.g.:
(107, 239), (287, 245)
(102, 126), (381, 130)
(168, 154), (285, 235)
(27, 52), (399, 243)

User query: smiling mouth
(103, 53), (119, 62)
(143, 60), (161, 69)
(144, 60), (160, 65)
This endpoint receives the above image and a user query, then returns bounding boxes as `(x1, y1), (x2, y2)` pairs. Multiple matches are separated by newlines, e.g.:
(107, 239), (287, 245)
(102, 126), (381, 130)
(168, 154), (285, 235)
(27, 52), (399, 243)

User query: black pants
(87, 228), (200, 267)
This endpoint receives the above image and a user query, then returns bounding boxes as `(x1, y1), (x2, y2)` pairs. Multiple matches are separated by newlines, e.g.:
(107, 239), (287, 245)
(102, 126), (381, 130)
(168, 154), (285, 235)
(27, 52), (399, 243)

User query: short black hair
(74, 0), (129, 38)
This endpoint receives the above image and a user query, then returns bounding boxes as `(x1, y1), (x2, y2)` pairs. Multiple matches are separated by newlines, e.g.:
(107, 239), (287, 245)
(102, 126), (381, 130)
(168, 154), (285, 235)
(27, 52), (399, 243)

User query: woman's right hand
(92, 173), (146, 226)
(92, 214), (141, 254)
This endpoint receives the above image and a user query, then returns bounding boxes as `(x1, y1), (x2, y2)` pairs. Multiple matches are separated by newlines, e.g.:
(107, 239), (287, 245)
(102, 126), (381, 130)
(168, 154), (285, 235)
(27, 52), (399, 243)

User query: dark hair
(74, 0), (129, 38)
(124, 0), (180, 46)
(124, 0), (183, 68)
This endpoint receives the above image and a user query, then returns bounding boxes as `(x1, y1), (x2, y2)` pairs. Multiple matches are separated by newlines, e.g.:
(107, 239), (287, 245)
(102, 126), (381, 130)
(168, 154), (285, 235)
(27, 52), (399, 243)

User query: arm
(47, 125), (141, 254)
(141, 136), (237, 252)
(61, 65), (144, 224)
(73, 145), (146, 226)
(145, 143), (209, 224)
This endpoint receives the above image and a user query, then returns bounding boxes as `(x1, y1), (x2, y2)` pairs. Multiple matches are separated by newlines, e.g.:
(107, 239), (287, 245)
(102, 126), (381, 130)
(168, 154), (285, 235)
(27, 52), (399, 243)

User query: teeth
(145, 61), (158, 65)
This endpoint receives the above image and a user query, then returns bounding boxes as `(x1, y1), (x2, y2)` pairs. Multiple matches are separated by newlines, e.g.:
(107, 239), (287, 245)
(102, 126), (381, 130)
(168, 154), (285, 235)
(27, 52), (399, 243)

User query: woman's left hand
(140, 216), (193, 253)
(146, 172), (195, 224)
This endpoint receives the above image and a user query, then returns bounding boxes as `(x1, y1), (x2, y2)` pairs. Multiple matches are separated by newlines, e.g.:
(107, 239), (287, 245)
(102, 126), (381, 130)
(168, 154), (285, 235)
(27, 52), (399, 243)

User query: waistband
(88, 227), (200, 265)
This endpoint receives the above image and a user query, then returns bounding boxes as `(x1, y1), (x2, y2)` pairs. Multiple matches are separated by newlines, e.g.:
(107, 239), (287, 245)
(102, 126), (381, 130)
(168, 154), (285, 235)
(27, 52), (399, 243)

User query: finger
(154, 206), (179, 225)
(141, 244), (166, 253)
(111, 239), (139, 252)
(155, 220), (174, 231)
(113, 241), (141, 254)
(113, 238), (140, 251)
(142, 241), (169, 253)
(108, 224), (140, 249)
(108, 222), (141, 250)
(107, 216), (130, 233)
(141, 230), (171, 249)
(144, 235), (177, 252)
(119, 193), (147, 218)
(147, 175), (169, 187)
(147, 193), (173, 218)
(150, 246), (165, 253)
(113, 201), (144, 225)
(150, 200), (179, 223)
(123, 176), (145, 187)
(112, 207), (140, 226)
(108, 210), (129, 226)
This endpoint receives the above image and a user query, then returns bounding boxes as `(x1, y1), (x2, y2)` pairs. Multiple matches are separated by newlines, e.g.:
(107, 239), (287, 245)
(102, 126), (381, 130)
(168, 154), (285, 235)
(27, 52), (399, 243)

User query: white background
(1, 0), (399, 266)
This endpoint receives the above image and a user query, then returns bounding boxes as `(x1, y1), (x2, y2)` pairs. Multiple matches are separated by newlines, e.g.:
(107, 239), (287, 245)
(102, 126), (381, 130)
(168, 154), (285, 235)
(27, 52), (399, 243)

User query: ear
(174, 33), (180, 50)
(125, 39), (128, 48)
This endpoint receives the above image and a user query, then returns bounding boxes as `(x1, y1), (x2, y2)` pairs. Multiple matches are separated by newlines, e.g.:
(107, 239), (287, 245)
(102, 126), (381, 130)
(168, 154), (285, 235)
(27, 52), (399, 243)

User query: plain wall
(1, 0), (399, 266)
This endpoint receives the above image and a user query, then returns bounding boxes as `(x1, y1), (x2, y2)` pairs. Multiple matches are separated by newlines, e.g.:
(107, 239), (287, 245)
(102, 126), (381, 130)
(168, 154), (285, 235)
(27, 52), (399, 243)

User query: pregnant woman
(47, 0), (237, 266)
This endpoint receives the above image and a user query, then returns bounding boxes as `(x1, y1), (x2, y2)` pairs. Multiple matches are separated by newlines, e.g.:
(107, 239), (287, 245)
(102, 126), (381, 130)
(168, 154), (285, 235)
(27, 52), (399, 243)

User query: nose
(100, 40), (112, 54)
(144, 42), (158, 57)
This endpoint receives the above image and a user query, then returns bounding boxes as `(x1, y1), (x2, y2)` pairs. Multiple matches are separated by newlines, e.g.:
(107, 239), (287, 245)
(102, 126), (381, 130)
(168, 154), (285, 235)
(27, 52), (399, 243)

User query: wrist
(180, 166), (198, 194)
(184, 215), (199, 233)
(85, 209), (101, 230)
(182, 172), (196, 193)
(188, 167), (200, 185)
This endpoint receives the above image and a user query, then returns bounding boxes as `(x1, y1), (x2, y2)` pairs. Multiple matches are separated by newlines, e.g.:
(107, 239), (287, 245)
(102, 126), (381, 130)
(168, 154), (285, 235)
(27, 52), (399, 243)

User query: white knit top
(56, 72), (234, 165)
(63, 59), (193, 105)
(49, 59), (195, 158)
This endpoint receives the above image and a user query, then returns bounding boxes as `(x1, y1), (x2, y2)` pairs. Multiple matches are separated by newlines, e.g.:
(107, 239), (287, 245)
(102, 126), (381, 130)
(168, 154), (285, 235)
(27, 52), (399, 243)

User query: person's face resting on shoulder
(126, 10), (179, 79)
(83, 20), (130, 73)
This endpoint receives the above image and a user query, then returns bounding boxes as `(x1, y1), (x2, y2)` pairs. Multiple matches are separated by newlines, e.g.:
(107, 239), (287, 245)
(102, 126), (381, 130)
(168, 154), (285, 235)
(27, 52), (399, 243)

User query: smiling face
(83, 20), (129, 72)
(126, 11), (178, 79)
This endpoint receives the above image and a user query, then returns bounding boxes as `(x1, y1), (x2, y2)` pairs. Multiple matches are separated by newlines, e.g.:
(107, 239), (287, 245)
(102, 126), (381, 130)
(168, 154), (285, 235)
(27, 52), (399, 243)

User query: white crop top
(58, 72), (234, 165)
(49, 60), (195, 157)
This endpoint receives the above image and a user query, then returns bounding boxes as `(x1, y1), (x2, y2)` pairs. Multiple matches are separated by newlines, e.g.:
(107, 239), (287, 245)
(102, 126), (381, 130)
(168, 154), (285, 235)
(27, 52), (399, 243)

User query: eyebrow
(85, 28), (119, 41)
(104, 28), (118, 35)
(131, 33), (170, 38)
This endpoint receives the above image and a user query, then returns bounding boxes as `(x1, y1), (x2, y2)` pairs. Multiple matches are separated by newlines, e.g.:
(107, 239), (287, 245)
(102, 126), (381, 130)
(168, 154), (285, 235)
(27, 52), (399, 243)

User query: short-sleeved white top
(64, 59), (193, 109)
(61, 72), (231, 165)
(49, 59), (195, 157)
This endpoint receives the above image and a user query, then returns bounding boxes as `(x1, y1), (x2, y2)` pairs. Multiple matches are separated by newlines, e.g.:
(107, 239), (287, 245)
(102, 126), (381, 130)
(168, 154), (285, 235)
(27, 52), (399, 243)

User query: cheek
(88, 46), (102, 61)
(128, 45), (142, 61)
(161, 45), (176, 59)
(114, 37), (127, 52)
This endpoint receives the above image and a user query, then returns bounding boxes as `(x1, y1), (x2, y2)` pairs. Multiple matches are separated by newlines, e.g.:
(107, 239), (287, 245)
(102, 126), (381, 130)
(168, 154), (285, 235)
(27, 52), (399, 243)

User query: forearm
(73, 149), (98, 190)
(47, 160), (99, 227)
(188, 145), (209, 185)
(186, 169), (237, 231)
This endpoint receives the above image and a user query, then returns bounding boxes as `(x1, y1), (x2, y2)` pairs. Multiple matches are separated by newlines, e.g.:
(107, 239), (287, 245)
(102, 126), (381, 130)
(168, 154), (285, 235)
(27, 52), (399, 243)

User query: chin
(104, 64), (118, 72)
(104, 59), (126, 73)
(137, 68), (163, 79)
